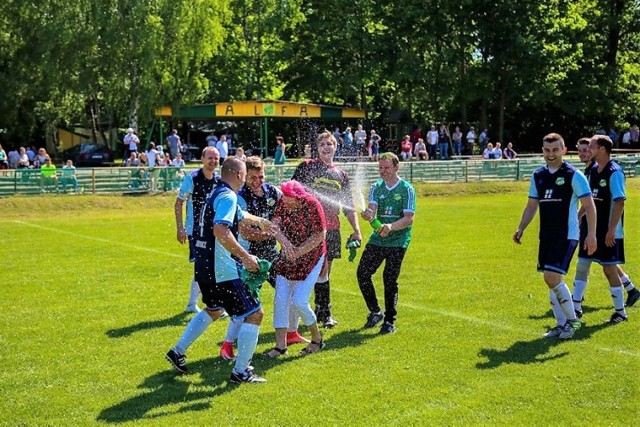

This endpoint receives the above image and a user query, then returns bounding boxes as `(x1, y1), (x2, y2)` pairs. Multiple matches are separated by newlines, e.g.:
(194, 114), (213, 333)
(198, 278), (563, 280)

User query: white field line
(334, 287), (640, 359)
(13, 219), (640, 359)
(12, 220), (183, 259)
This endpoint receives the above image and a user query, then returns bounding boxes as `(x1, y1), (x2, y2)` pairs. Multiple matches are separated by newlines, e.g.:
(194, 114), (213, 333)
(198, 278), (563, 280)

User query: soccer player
(292, 130), (362, 328)
(175, 147), (220, 313)
(579, 135), (634, 323)
(358, 152), (416, 334)
(166, 157), (273, 383)
(513, 133), (597, 339)
(572, 138), (639, 316)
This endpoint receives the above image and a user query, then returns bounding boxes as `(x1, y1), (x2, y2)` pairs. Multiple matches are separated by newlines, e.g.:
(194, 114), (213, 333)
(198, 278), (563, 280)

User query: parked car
(60, 144), (115, 167)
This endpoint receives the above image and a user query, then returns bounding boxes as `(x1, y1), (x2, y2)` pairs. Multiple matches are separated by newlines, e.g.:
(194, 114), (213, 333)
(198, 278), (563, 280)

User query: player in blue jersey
(166, 157), (275, 383)
(580, 135), (632, 323)
(572, 138), (639, 317)
(513, 133), (597, 339)
(174, 146), (220, 313)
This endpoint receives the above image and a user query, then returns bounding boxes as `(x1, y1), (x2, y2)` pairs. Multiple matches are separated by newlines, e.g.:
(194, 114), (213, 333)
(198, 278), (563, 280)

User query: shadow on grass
(96, 327), (378, 424)
(475, 321), (611, 369)
(527, 305), (609, 321)
(106, 313), (192, 338)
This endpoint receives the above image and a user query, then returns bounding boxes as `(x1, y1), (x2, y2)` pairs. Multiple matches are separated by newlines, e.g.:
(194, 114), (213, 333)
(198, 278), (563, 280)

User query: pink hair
(280, 180), (312, 201)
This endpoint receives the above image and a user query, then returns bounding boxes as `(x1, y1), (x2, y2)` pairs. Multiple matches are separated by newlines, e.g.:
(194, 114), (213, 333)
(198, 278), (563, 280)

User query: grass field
(1, 181), (639, 426)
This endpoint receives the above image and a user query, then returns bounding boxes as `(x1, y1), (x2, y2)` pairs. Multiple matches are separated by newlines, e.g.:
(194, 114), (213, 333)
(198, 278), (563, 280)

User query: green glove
(241, 259), (272, 298)
(346, 239), (361, 262)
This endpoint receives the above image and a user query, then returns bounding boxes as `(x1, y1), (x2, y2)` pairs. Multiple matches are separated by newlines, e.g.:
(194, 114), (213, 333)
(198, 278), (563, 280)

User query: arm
(513, 198), (539, 244)
(580, 195), (597, 254)
(174, 197), (187, 244)
(214, 224), (259, 271)
(606, 199), (624, 247)
(286, 230), (326, 261)
(345, 210), (362, 242)
(378, 212), (414, 238)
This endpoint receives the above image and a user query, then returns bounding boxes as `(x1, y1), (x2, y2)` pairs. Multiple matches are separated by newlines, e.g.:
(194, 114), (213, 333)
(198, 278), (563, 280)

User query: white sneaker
(185, 304), (201, 313)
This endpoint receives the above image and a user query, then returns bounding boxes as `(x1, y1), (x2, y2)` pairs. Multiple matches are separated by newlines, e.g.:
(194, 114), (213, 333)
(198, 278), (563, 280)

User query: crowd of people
(167, 130), (416, 384)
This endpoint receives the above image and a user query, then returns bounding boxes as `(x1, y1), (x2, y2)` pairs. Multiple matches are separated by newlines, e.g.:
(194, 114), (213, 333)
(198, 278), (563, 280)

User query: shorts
(197, 277), (262, 320)
(326, 229), (342, 260)
(537, 238), (578, 274)
(188, 235), (196, 262)
(580, 238), (625, 266)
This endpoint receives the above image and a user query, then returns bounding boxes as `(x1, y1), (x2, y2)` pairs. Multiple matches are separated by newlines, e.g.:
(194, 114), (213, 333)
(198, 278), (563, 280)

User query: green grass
(1, 181), (639, 425)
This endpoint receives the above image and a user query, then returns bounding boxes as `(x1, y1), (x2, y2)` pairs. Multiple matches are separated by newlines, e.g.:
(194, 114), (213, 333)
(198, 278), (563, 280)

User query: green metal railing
(1, 156), (638, 196)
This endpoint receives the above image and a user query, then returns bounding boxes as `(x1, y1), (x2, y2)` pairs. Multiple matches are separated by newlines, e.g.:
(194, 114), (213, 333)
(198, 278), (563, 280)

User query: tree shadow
(105, 313), (192, 338)
(476, 321), (611, 370)
(527, 305), (609, 321)
(97, 327), (378, 424)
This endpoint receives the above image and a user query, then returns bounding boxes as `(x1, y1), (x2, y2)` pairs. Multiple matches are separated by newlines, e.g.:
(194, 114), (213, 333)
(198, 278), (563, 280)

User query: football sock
(552, 282), (576, 321)
(620, 274), (636, 291)
(549, 291), (567, 326)
(188, 278), (200, 306)
(572, 280), (587, 311)
(610, 286), (626, 314)
(234, 323), (260, 373)
(314, 280), (331, 319)
(224, 318), (243, 343)
(175, 310), (213, 355)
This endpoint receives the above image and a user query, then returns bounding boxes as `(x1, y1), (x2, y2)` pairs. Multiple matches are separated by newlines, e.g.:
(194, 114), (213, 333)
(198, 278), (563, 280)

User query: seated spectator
(17, 147), (30, 169)
(493, 142), (503, 160)
(483, 143), (496, 159)
(171, 152), (185, 168)
(40, 157), (58, 192)
(235, 147), (247, 161)
(503, 142), (518, 159)
(61, 160), (78, 193)
(125, 152), (143, 188)
(414, 138), (428, 161)
(400, 135), (412, 161)
(0, 144), (8, 171)
(33, 148), (48, 168)
(26, 147), (36, 165)
(8, 147), (19, 169)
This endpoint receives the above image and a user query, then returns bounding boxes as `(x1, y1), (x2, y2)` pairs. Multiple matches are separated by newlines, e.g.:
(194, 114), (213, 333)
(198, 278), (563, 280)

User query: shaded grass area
(1, 182), (638, 425)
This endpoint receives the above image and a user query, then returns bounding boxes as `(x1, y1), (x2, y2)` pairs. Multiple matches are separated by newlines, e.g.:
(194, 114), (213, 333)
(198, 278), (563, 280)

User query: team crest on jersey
(555, 177), (565, 186)
(599, 179), (607, 187)
(267, 198), (276, 206)
(394, 195), (402, 201)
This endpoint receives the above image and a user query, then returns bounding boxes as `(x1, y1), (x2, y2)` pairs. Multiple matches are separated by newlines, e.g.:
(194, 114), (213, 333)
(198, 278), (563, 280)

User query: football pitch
(1, 181), (638, 425)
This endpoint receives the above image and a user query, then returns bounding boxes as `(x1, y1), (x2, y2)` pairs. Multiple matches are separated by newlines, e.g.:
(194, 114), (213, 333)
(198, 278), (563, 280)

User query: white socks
(175, 310), (213, 355)
(224, 319), (243, 343)
(188, 278), (201, 306)
(234, 323), (260, 373)
(551, 282), (576, 321)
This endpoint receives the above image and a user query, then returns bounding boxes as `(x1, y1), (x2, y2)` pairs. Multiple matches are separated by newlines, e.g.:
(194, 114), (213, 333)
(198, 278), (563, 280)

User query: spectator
(608, 128), (618, 146)
(493, 142), (503, 159)
(400, 135), (413, 161)
(146, 142), (161, 191)
(354, 124), (367, 158)
(26, 147), (36, 165)
(414, 138), (428, 161)
(503, 142), (518, 159)
(479, 129), (489, 149)
(61, 160), (78, 193)
(17, 147), (30, 169)
(171, 152), (186, 168)
(274, 136), (286, 182)
(166, 129), (182, 159)
(206, 132), (218, 147)
(452, 126), (463, 157)
(235, 147), (247, 162)
(124, 128), (139, 156)
(33, 148), (48, 168)
(465, 126), (476, 155)
(426, 125), (438, 160)
(0, 144), (8, 171)
(8, 147), (20, 169)
(411, 127), (422, 143)
(342, 127), (353, 156)
(621, 128), (631, 146)
(216, 134), (229, 165)
(483, 143), (496, 159)
(631, 125), (639, 145)
(39, 157), (58, 192)
(437, 124), (451, 160)
(369, 129), (381, 161)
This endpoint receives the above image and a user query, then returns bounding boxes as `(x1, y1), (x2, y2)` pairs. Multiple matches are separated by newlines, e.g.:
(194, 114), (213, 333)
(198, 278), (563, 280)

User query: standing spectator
(166, 129), (182, 159)
(414, 138), (428, 160)
(437, 123), (451, 160)
(274, 136), (287, 182)
(166, 157), (273, 383)
(332, 127), (343, 149)
(61, 160), (78, 193)
(174, 147), (220, 314)
(266, 180), (328, 358)
(342, 127), (354, 156)
(503, 142), (518, 159)
(358, 152), (416, 335)
(354, 124), (367, 159)
(630, 125), (639, 146)
(465, 126), (476, 155)
(146, 142), (161, 192)
(400, 135), (413, 161)
(608, 128), (618, 146)
(411, 127), (422, 143)
(124, 128), (139, 156)
(0, 144), (8, 171)
(479, 129), (489, 149)
(216, 134), (229, 165)
(206, 132), (218, 147)
(452, 126), (463, 157)
(512, 133), (596, 339)
(292, 130), (362, 328)
(369, 129), (381, 161)
(235, 147), (247, 162)
(39, 157), (58, 192)
(621, 128), (631, 146)
(426, 125), (438, 160)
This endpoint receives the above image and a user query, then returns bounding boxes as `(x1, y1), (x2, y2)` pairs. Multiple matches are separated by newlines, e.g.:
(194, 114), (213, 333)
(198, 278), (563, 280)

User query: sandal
(300, 339), (326, 356)
(264, 347), (287, 359)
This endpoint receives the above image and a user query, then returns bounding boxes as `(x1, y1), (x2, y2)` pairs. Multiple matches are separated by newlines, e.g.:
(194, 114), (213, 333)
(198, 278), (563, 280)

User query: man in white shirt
(426, 125), (438, 160)
(124, 128), (140, 156)
(465, 127), (476, 155)
(216, 135), (229, 166)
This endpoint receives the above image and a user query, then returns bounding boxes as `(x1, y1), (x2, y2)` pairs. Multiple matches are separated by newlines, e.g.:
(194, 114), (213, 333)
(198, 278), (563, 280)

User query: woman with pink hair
(265, 180), (327, 357)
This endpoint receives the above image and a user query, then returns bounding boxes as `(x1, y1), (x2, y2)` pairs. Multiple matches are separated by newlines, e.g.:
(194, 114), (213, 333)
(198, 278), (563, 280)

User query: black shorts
(196, 277), (261, 319)
(537, 238), (578, 274)
(188, 235), (196, 262)
(580, 238), (625, 266)
(326, 229), (342, 260)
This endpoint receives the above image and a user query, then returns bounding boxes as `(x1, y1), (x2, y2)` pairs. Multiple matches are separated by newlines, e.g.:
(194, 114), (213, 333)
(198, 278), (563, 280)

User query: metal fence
(2, 156), (639, 196)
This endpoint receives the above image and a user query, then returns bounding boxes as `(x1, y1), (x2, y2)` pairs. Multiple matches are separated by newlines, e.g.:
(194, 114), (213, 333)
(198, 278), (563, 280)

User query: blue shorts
(197, 277), (262, 320)
(537, 238), (578, 274)
(579, 238), (625, 266)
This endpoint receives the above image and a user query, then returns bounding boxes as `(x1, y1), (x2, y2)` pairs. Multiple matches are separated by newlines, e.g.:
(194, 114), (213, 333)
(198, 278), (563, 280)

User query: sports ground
(1, 180), (638, 425)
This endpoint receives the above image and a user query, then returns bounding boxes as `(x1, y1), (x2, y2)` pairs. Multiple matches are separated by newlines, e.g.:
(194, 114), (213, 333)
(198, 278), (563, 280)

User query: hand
(177, 227), (187, 244)
(242, 254), (259, 272)
(605, 229), (616, 247)
(513, 229), (523, 244)
(349, 230), (362, 243)
(361, 209), (373, 221)
(584, 233), (597, 255)
(378, 223), (392, 237)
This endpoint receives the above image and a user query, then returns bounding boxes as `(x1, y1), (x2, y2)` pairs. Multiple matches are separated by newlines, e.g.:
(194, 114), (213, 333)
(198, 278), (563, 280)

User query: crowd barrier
(1, 156), (639, 197)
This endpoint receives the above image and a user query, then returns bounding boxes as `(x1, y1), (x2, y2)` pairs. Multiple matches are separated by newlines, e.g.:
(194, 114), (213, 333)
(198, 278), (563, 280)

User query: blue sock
(234, 323), (260, 373)
(175, 310), (213, 354)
